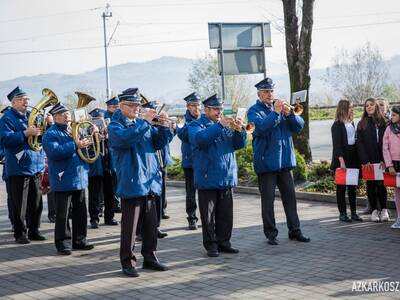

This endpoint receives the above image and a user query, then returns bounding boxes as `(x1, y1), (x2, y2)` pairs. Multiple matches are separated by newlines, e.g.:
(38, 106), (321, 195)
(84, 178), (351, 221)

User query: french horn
(71, 92), (101, 164)
(27, 88), (59, 151)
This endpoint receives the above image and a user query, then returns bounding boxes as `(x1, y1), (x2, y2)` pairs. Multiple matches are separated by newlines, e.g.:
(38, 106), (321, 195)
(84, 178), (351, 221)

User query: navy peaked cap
(202, 94), (224, 108)
(7, 86), (27, 101)
(184, 92), (201, 103)
(48, 103), (69, 115)
(254, 77), (275, 91)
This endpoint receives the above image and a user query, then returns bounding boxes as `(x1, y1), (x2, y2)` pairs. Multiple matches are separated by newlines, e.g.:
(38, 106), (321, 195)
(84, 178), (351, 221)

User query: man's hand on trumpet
(75, 138), (91, 149)
(273, 99), (284, 114)
(219, 115), (234, 128)
(142, 108), (157, 124)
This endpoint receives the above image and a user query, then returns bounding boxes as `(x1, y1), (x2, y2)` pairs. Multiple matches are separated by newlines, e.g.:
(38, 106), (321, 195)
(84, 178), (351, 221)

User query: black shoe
(143, 260), (168, 271)
(57, 248), (72, 255)
(351, 213), (363, 222)
(218, 245), (239, 254)
(339, 214), (352, 223)
(136, 234), (142, 242)
(28, 232), (46, 241)
(157, 229), (168, 239)
(122, 266), (139, 277)
(162, 214), (170, 220)
(15, 235), (30, 244)
(207, 250), (219, 257)
(104, 219), (118, 226)
(48, 215), (56, 223)
(289, 233), (311, 243)
(188, 219), (197, 230)
(90, 220), (99, 229)
(267, 238), (278, 245)
(72, 243), (94, 251)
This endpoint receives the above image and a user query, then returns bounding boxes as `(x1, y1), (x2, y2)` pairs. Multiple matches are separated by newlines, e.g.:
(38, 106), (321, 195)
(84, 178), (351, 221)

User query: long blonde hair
(335, 99), (352, 123)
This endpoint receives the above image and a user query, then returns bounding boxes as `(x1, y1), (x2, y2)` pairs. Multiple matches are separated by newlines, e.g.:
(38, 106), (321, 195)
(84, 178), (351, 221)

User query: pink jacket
(383, 125), (400, 167)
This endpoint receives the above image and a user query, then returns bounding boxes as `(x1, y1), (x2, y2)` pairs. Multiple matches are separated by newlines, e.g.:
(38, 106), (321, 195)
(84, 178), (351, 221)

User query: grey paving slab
(0, 181), (400, 299)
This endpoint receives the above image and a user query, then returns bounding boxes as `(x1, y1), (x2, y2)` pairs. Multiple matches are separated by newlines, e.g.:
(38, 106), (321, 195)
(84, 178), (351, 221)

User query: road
(170, 119), (335, 161)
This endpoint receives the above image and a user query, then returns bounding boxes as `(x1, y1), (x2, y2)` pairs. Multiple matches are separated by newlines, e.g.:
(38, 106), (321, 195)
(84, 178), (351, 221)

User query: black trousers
(103, 170), (116, 221)
(9, 175), (43, 239)
(198, 189), (233, 251)
(47, 191), (55, 218)
(54, 190), (88, 250)
(184, 168), (197, 221)
(5, 179), (14, 225)
(120, 196), (158, 269)
(258, 170), (301, 239)
(88, 176), (103, 222)
(366, 181), (387, 211)
(336, 185), (357, 214)
(161, 169), (167, 216)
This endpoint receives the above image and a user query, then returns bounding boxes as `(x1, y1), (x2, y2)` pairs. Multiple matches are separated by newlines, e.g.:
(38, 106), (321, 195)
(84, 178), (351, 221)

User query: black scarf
(390, 122), (400, 135)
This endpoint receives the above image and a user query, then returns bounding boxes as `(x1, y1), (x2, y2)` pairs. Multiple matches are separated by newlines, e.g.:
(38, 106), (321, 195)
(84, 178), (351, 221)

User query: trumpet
(224, 116), (255, 134)
(138, 107), (178, 128)
(273, 100), (304, 115)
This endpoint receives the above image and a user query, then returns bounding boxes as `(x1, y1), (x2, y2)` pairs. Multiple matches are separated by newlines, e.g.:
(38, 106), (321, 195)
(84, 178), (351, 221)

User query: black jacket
(356, 117), (386, 165)
(330, 120), (358, 170)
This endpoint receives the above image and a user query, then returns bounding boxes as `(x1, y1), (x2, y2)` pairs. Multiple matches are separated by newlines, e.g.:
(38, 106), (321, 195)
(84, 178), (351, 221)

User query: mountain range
(1, 55), (400, 107)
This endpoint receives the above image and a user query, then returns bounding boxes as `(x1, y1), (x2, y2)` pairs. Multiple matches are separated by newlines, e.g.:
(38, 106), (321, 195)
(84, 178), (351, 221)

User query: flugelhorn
(28, 88), (59, 151)
(71, 92), (101, 163)
(274, 99), (303, 115)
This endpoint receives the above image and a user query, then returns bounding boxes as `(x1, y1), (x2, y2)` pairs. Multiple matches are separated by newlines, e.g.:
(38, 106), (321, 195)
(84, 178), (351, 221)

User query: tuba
(71, 92), (101, 164)
(28, 88), (59, 151)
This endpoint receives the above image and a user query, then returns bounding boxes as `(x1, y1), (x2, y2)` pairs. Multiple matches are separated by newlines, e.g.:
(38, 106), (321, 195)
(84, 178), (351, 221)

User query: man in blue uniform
(104, 96), (121, 214)
(108, 89), (173, 277)
(247, 77), (310, 246)
(0, 87), (46, 244)
(188, 94), (247, 257)
(177, 92), (202, 230)
(43, 103), (94, 255)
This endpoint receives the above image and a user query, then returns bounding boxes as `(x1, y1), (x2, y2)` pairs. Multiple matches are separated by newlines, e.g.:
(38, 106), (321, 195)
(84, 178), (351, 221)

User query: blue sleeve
(43, 133), (76, 161)
(152, 126), (173, 150)
(189, 122), (223, 149)
(247, 107), (281, 135)
(177, 123), (189, 142)
(108, 121), (151, 149)
(232, 129), (247, 150)
(0, 117), (26, 148)
(285, 114), (304, 133)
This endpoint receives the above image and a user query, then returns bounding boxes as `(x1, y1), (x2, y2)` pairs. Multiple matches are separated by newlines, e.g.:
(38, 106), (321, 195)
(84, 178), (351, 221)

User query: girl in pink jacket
(383, 106), (400, 228)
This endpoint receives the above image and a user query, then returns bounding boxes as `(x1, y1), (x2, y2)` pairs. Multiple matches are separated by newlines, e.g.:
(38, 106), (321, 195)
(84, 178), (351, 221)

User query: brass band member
(43, 103), (94, 255)
(177, 92), (202, 230)
(188, 94), (247, 257)
(108, 88), (173, 277)
(0, 87), (46, 244)
(247, 77), (310, 245)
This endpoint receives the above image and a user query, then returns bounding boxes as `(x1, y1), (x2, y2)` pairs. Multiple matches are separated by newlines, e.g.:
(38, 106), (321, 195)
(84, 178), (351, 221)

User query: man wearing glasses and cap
(0, 87), (46, 244)
(188, 94), (247, 258)
(177, 92), (202, 230)
(247, 77), (310, 246)
(108, 88), (173, 277)
(43, 102), (95, 255)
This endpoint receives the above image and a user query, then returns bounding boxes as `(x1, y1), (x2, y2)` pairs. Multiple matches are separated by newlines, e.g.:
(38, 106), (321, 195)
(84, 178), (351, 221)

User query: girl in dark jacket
(356, 98), (389, 222)
(331, 99), (362, 222)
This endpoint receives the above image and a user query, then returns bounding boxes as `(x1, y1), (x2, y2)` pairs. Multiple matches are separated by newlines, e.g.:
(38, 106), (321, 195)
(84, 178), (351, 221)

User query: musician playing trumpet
(247, 77), (310, 246)
(188, 94), (247, 257)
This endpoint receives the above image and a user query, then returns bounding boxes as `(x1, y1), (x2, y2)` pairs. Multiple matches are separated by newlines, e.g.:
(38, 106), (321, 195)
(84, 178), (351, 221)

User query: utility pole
(102, 3), (112, 99)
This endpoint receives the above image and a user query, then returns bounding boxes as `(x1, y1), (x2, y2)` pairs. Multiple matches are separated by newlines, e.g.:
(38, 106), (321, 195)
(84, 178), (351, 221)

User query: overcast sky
(1, 0), (400, 81)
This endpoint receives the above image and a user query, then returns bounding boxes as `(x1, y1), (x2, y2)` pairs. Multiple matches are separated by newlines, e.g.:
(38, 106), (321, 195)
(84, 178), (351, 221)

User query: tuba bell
(28, 88), (59, 151)
(71, 92), (101, 164)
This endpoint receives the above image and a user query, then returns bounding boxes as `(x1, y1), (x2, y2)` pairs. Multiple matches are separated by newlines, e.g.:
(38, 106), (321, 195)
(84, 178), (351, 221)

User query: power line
(315, 19), (400, 30)
(0, 38), (208, 56)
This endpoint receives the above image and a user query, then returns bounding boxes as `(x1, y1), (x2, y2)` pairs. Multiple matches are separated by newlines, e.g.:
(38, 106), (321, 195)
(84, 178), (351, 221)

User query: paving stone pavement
(0, 182), (400, 300)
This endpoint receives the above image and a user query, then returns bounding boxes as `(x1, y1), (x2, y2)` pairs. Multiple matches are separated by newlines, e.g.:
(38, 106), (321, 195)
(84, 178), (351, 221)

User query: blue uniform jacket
(177, 110), (199, 168)
(42, 123), (89, 191)
(108, 109), (173, 199)
(188, 114), (247, 190)
(0, 108), (45, 176)
(247, 99), (304, 174)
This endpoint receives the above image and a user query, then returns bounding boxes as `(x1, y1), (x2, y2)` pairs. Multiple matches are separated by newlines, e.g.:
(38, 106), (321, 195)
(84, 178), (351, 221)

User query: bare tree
(283, 0), (315, 162)
(188, 54), (251, 111)
(323, 42), (388, 104)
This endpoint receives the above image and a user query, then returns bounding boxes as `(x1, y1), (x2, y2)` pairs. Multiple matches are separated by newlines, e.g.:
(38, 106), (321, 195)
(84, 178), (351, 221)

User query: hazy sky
(1, 0), (400, 81)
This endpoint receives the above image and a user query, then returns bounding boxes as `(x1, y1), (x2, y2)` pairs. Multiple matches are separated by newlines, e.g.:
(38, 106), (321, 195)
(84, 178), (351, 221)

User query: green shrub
(167, 156), (185, 180)
(293, 150), (308, 181)
(236, 141), (258, 185)
(308, 160), (332, 181)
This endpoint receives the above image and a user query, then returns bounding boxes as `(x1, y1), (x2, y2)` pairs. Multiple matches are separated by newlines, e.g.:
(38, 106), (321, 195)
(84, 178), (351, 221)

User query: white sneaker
(391, 218), (400, 229)
(371, 209), (380, 222)
(380, 209), (390, 222)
